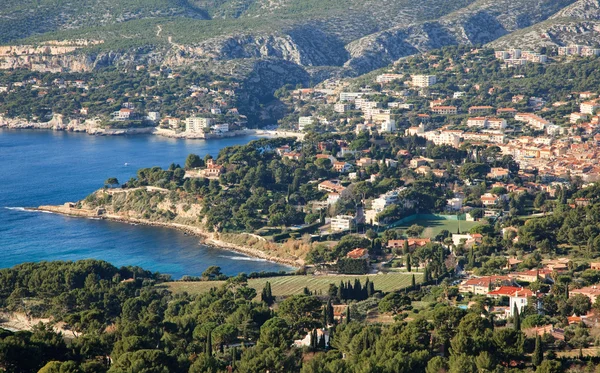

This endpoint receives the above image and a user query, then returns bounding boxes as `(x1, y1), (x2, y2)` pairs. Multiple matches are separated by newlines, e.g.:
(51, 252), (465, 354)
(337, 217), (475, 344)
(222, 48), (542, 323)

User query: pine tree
(406, 254), (412, 272)
(411, 274), (416, 288)
(513, 305), (521, 331)
(532, 334), (543, 367)
(206, 329), (213, 357)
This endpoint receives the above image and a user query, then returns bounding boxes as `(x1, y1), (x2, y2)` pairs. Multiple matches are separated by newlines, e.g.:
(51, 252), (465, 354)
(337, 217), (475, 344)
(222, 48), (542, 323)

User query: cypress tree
(439, 248), (446, 274)
(354, 278), (362, 300)
(346, 281), (353, 299)
(322, 305), (328, 327)
(326, 299), (334, 325)
(513, 305), (521, 331)
(318, 330), (326, 349)
(532, 334), (543, 367)
(411, 274), (416, 288)
(403, 240), (409, 255)
(231, 346), (237, 369)
(266, 282), (273, 304)
(367, 280), (375, 297)
(345, 306), (351, 324)
(206, 329), (213, 357)
(337, 281), (344, 301)
(406, 254), (412, 272)
(365, 278), (372, 297)
(424, 266), (430, 282)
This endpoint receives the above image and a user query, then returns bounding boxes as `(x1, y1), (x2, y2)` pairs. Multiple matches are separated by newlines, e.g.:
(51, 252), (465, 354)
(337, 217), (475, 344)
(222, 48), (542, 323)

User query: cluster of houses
(457, 258), (572, 318)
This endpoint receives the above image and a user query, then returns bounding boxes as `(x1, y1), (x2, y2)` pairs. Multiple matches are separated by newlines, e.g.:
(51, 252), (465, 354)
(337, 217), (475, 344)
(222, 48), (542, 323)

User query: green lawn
(392, 218), (480, 238)
(160, 272), (422, 298)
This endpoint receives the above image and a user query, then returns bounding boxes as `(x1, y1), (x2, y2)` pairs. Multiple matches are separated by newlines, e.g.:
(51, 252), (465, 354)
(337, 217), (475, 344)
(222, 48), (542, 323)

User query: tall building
(411, 75), (437, 88)
(186, 117), (213, 133)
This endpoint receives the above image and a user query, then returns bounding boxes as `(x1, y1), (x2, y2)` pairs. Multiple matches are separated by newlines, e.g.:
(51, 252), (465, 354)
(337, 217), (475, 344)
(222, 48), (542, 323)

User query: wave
(4, 207), (26, 211)
(218, 255), (268, 262)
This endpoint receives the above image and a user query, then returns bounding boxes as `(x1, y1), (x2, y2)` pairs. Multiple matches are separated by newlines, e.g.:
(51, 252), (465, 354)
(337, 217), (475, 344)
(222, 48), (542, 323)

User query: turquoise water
(0, 129), (291, 278)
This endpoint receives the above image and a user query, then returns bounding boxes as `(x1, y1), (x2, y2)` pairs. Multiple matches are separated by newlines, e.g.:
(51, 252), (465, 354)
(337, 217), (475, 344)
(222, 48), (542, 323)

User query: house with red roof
(346, 248), (369, 260)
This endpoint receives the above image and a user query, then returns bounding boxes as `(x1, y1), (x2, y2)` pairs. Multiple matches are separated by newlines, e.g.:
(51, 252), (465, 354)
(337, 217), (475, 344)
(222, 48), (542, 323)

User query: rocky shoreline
(33, 205), (301, 269)
(0, 121), (305, 140)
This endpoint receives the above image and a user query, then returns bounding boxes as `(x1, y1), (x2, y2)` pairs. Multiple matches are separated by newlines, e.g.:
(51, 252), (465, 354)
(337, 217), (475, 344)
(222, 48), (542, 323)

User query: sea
(0, 129), (292, 279)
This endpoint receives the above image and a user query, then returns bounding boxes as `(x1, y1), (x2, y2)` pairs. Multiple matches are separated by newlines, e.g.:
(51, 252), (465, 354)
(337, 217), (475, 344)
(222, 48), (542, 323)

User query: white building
(147, 112), (160, 122)
(331, 215), (355, 231)
(447, 197), (463, 211)
(298, 116), (314, 131)
(186, 117), (213, 133)
(412, 75), (437, 88)
(334, 103), (352, 113)
(339, 92), (365, 102)
(212, 123), (229, 133)
(376, 73), (403, 84)
(581, 101), (600, 115)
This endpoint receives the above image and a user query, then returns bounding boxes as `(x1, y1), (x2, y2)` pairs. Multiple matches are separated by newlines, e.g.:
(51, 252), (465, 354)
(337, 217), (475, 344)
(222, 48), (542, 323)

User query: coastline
(0, 121), (305, 140)
(33, 205), (301, 269)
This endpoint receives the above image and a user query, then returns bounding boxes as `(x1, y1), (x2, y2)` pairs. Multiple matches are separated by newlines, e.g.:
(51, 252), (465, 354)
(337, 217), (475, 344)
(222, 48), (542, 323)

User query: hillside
(489, 0), (600, 50)
(2, 0), (600, 122)
(4, 0), (591, 75)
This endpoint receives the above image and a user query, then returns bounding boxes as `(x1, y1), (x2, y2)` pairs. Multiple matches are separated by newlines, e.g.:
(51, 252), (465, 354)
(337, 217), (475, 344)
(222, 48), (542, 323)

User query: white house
(331, 215), (355, 231)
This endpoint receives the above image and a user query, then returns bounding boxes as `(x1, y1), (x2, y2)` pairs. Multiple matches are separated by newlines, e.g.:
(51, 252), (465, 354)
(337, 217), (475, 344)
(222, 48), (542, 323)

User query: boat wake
(4, 207), (26, 211)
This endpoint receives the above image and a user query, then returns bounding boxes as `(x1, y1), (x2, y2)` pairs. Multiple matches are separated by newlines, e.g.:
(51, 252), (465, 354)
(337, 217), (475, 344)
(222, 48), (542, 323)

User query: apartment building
(411, 74), (437, 88)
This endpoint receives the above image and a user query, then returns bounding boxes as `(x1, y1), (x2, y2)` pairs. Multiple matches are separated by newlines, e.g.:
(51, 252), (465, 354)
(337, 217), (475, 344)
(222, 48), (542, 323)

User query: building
(487, 286), (533, 317)
(113, 108), (134, 121)
(580, 101), (600, 115)
(331, 215), (355, 231)
(387, 238), (431, 251)
(447, 197), (463, 211)
(147, 112), (160, 122)
(293, 329), (329, 348)
(570, 286), (600, 304)
(412, 74), (437, 88)
(376, 73), (403, 84)
(334, 103), (352, 113)
(432, 106), (457, 115)
(339, 92), (365, 102)
(333, 161), (352, 173)
(488, 167), (510, 179)
(468, 106), (494, 115)
(186, 117), (213, 133)
(212, 123), (229, 133)
(459, 276), (513, 295)
(298, 116), (314, 131)
(558, 45), (600, 57)
(467, 117), (487, 127)
(570, 112), (589, 124)
(201, 159), (224, 178)
(346, 248), (369, 259)
(318, 180), (348, 196)
(481, 193), (500, 206)
(161, 117), (180, 129)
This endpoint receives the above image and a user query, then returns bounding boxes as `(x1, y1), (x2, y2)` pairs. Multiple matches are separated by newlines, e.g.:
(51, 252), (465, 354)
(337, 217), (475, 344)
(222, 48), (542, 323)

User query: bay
(0, 129), (291, 278)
